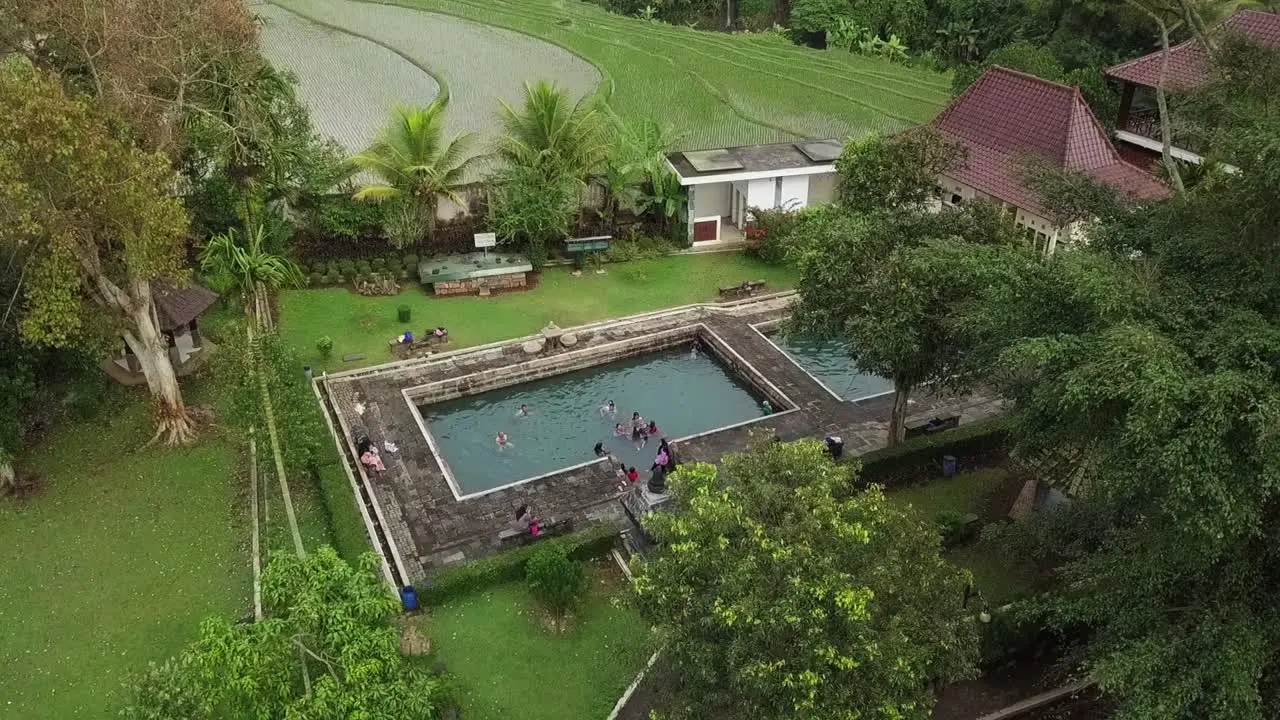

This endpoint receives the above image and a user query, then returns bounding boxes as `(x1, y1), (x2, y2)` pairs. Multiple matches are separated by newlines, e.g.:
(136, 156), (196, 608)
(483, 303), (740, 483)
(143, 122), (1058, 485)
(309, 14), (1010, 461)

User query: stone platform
(315, 294), (1001, 584)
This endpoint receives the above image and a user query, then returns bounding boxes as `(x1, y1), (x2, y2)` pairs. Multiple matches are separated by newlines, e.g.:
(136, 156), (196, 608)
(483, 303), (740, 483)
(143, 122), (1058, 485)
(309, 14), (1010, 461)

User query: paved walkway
(317, 295), (1001, 581)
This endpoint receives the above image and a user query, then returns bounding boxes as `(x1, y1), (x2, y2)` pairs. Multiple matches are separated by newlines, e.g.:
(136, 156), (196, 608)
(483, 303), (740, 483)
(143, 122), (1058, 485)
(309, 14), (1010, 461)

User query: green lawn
(430, 563), (654, 720)
(0, 389), (248, 719)
(887, 469), (1038, 605)
(269, 0), (951, 150)
(279, 252), (799, 372)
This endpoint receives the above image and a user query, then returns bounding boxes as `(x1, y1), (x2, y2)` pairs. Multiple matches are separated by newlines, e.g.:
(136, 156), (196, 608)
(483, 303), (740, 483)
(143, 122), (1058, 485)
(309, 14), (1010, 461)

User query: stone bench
(904, 412), (961, 440)
(718, 279), (767, 300)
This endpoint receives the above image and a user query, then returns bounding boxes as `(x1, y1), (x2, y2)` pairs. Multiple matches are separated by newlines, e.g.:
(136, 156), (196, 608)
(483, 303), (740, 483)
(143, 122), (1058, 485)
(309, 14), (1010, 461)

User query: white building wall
(780, 176), (808, 208)
(807, 172), (837, 204)
(746, 178), (775, 215)
(692, 182), (731, 218)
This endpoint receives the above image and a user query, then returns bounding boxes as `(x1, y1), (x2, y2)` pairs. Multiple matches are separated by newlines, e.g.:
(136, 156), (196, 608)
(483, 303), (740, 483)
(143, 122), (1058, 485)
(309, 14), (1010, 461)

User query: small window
(950, 193), (963, 205)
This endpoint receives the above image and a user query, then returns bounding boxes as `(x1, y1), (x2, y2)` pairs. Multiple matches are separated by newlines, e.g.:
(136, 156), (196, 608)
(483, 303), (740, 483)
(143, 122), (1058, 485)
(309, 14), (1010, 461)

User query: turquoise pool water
(420, 346), (767, 495)
(771, 335), (892, 401)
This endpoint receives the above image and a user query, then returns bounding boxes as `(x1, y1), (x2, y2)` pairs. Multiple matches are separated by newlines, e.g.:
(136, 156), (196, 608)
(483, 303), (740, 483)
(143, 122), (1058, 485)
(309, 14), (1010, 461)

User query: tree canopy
(124, 548), (448, 719)
(635, 438), (978, 720)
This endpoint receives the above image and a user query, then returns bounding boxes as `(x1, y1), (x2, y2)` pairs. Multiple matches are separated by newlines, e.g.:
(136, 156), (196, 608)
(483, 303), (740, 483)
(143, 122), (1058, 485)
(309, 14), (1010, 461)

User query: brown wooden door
(693, 219), (718, 242)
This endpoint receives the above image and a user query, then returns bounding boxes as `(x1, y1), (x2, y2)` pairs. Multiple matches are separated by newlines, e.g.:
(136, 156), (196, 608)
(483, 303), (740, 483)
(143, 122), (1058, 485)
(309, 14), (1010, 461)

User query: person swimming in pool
(594, 441), (608, 457)
(516, 404), (529, 417)
(614, 423), (628, 437)
(600, 400), (616, 418)
(646, 420), (659, 436)
(496, 432), (511, 450)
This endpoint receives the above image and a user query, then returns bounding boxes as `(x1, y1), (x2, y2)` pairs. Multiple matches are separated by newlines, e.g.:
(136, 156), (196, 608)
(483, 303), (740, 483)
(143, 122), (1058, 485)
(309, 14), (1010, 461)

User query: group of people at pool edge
(492, 397), (680, 494)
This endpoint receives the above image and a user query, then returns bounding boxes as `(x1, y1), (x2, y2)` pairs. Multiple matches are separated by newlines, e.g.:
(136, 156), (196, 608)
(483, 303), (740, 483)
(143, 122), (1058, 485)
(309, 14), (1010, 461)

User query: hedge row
(416, 524), (619, 606)
(313, 460), (374, 565)
(858, 417), (1012, 485)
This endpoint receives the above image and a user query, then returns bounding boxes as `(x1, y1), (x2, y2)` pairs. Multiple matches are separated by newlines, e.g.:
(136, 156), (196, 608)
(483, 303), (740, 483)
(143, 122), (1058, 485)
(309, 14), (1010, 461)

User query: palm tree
(200, 223), (304, 328)
(496, 81), (609, 183)
(351, 99), (476, 248)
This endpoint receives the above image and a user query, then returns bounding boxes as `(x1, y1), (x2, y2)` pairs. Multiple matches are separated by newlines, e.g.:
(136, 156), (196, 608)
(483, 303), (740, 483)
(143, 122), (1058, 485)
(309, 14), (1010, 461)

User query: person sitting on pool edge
(594, 441), (608, 457)
(627, 466), (639, 484)
(432, 326), (448, 342)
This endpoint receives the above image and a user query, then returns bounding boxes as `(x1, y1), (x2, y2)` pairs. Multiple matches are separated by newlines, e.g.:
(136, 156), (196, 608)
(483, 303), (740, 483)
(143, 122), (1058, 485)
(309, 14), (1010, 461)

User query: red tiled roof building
(932, 66), (1168, 250)
(1107, 9), (1280, 90)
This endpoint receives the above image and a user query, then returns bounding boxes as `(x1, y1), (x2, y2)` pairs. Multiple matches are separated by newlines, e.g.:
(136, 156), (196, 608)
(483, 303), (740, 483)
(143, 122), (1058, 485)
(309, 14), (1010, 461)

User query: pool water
(420, 346), (767, 496)
(771, 335), (892, 401)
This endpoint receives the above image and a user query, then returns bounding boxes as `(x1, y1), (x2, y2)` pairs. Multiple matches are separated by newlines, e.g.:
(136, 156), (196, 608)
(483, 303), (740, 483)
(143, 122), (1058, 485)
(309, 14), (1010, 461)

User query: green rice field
(264, 0), (952, 151)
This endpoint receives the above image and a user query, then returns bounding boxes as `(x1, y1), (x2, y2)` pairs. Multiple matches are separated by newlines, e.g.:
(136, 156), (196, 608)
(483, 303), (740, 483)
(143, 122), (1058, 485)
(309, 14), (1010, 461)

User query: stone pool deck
(316, 294), (1001, 584)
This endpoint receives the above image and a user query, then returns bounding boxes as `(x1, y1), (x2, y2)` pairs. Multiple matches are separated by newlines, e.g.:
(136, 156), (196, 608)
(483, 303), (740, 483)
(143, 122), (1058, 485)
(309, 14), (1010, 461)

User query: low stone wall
(431, 272), (527, 296)
(405, 326), (696, 405)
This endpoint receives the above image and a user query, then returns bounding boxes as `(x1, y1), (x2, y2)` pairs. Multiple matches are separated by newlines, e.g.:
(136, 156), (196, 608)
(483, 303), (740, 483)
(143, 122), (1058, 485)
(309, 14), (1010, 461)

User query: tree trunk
(124, 282), (194, 446)
(0, 458), (14, 495)
(1153, 19), (1185, 194)
(888, 380), (911, 446)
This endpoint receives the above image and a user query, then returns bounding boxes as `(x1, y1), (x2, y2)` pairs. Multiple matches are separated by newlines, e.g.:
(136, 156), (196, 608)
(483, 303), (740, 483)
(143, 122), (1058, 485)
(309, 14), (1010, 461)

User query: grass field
(266, 0), (951, 151)
(279, 252), (800, 371)
(887, 468), (1038, 605)
(429, 563), (654, 720)
(0, 388), (249, 720)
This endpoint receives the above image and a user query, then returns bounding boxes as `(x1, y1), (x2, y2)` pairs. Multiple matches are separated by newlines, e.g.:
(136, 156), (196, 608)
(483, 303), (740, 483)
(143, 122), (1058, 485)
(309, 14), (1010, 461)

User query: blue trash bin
(942, 455), (958, 478)
(399, 585), (418, 612)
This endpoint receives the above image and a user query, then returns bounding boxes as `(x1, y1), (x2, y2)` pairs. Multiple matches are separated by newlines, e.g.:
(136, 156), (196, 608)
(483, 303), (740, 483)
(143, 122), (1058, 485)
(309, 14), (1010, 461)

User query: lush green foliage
(635, 439), (978, 719)
(489, 163), (579, 269)
(941, 43), (1280, 719)
(278, 252), (799, 371)
(835, 127), (964, 212)
(950, 41), (1119, 127)
(199, 223), (306, 301)
(313, 460), (373, 564)
(352, 100), (476, 247)
(744, 205), (802, 263)
(525, 544), (588, 618)
(429, 570), (655, 720)
(603, 235), (678, 263)
(123, 547), (448, 719)
(0, 58), (188, 349)
(498, 80), (609, 182)
(417, 524), (618, 605)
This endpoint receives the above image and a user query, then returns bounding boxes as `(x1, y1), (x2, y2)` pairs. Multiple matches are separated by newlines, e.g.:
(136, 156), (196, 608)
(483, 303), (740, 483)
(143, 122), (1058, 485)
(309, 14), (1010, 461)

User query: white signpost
(474, 232), (496, 260)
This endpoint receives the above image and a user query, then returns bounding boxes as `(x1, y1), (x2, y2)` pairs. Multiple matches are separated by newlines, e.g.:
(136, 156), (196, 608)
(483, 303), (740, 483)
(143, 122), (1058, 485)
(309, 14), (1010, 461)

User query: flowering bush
(743, 205), (799, 264)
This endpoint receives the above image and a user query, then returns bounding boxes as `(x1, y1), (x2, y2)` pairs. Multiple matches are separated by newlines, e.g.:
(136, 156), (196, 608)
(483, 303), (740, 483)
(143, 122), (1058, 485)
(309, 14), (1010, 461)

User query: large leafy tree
(795, 128), (1021, 444)
(489, 163), (579, 269)
(790, 207), (1025, 443)
(635, 438), (978, 720)
(351, 100), (476, 249)
(123, 548), (448, 719)
(4, 0), (258, 154)
(949, 40), (1280, 719)
(0, 58), (195, 445)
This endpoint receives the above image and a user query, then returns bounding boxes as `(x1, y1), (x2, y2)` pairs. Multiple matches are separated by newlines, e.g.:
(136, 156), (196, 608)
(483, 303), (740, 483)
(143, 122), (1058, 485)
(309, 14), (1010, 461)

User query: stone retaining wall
(431, 272), (527, 296)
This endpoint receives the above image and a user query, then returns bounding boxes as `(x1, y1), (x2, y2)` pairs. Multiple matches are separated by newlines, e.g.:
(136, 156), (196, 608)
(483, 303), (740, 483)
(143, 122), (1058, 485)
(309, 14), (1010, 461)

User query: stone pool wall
(316, 294), (1003, 583)
(431, 272), (527, 296)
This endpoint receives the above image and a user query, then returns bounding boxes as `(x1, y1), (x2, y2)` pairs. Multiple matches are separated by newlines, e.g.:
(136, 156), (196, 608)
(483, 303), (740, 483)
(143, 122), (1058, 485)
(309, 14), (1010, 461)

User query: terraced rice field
(257, 3), (444, 154)
(263, 0), (952, 152)
(262, 0), (600, 153)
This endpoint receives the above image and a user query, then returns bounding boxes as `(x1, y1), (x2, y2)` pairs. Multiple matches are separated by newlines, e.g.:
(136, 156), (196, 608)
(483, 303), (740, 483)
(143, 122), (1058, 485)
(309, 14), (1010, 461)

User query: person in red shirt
(627, 466), (639, 484)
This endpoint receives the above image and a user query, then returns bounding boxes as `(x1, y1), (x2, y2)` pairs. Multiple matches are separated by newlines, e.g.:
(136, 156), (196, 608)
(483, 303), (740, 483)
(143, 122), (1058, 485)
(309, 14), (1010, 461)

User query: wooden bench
(718, 279), (767, 300)
(904, 413), (961, 440)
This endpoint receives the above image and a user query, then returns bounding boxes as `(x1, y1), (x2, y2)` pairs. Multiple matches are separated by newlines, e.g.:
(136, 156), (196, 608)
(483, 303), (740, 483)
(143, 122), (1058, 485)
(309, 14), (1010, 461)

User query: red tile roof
(1106, 10), (1280, 89)
(933, 67), (1169, 219)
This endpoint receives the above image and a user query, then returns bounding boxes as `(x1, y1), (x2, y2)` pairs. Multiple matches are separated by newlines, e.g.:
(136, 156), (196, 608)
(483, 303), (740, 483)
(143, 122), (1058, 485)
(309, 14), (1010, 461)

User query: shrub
(605, 235), (677, 263)
(312, 262), (328, 275)
(338, 259), (356, 277)
(307, 272), (323, 286)
(371, 257), (386, 271)
(325, 271), (342, 285)
(403, 253), (419, 269)
(316, 336), (334, 359)
(355, 259), (372, 275)
(417, 525), (617, 605)
(313, 461), (372, 564)
(935, 510), (971, 548)
(858, 417), (1011, 487)
(311, 193), (384, 239)
(744, 205), (800, 264)
(525, 544), (586, 618)
(326, 260), (341, 275)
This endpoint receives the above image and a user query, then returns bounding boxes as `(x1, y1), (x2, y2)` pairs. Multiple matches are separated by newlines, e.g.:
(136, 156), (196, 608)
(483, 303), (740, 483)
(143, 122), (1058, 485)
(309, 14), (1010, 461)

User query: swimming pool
(418, 346), (768, 496)
(769, 334), (892, 401)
